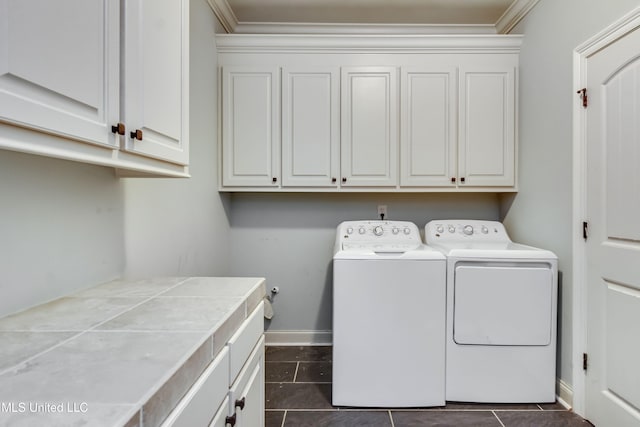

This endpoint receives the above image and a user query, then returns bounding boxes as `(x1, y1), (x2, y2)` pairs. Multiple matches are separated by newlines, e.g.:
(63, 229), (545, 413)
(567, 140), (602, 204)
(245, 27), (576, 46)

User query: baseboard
(556, 378), (573, 410)
(265, 330), (332, 346)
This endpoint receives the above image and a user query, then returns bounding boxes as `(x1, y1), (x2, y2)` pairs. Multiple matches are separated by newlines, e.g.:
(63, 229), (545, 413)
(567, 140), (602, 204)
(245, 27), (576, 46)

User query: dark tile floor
(265, 346), (593, 427)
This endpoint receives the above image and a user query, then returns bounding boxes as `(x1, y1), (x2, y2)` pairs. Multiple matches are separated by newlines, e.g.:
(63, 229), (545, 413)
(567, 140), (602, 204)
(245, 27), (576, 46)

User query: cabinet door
(222, 67), (280, 187)
(400, 67), (457, 187)
(121, 0), (189, 165)
(341, 67), (398, 187)
(0, 0), (119, 148)
(229, 336), (265, 427)
(458, 66), (516, 187)
(282, 67), (339, 187)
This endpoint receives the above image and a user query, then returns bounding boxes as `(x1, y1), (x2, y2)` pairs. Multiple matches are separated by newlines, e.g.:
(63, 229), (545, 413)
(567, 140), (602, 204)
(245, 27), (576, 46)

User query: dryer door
(453, 264), (553, 345)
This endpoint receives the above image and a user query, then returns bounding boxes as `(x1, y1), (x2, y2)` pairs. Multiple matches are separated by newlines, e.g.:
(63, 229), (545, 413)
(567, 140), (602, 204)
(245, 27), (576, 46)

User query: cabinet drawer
(161, 347), (230, 427)
(228, 302), (264, 384)
(229, 336), (265, 427)
(209, 397), (229, 427)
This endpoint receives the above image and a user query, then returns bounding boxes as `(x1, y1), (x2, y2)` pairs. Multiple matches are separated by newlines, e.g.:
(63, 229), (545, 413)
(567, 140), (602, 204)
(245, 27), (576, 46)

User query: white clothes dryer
(425, 220), (558, 403)
(332, 220), (446, 407)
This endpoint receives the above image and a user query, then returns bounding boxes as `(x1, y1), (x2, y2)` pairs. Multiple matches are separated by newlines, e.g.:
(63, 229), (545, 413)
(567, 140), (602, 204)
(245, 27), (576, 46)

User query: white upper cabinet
(282, 67), (340, 187)
(222, 66), (280, 187)
(0, 0), (119, 148)
(400, 67), (457, 187)
(341, 67), (398, 187)
(0, 0), (189, 177)
(458, 65), (516, 187)
(121, 0), (189, 165)
(216, 34), (520, 192)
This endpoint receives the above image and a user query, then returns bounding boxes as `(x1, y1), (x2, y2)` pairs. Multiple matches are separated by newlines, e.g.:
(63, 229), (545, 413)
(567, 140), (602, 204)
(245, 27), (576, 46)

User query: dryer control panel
(425, 220), (510, 243)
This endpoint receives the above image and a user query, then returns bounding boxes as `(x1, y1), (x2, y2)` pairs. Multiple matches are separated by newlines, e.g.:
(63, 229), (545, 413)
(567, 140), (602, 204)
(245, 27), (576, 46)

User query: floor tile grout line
(280, 409), (287, 427)
(492, 410), (507, 427)
(292, 362), (300, 383)
(388, 409), (396, 427)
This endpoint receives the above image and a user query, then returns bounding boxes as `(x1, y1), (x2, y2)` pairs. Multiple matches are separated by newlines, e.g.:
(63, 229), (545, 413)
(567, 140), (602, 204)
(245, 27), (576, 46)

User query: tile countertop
(0, 277), (267, 427)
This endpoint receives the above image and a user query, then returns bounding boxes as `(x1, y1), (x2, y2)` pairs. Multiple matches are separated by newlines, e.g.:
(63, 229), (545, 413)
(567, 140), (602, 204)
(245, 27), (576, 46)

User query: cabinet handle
(272, 177), (277, 183)
(225, 413), (236, 426)
(235, 397), (246, 410)
(460, 177), (466, 183)
(111, 123), (125, 135)
(342, 177), (347, 183)
(130, 129), (143, 141)
(451, 177), (456, 183)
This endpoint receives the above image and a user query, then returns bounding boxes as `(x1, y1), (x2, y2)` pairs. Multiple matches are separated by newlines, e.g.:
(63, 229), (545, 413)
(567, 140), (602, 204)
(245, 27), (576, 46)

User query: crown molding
(216, 34), (522, 54)
(495, 0), (541, 34)
(232, 22), (497, 35)
(208, 0), (539, 35)
(206, 0), (238, 33)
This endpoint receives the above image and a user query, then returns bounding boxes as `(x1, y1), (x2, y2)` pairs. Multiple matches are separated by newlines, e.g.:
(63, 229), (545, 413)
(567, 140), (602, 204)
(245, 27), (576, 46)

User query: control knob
(481, 226), (489, 234)
(463, 225), (474, 236)
(392, 227), (400, 235)
(403, 227), (411, 235)
(436, 225), (444, 234)
(358, 227), (366, 235)
(373, 225), (384, 236)
(347, 227), (353, 234)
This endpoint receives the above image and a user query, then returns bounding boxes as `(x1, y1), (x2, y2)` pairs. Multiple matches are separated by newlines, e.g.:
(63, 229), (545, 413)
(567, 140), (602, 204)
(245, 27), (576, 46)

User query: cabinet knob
(460, 177), (466, 183)
(331, 177), (337, 184)
(111, 123), (125, 136)
(130, 129), (143, 141)
(225, 413), (236, 426)
(451, 177), (456, 183)
(235, 397), (246, 410)
(272, 177), (277, 183)
(342, 177), (347, 183)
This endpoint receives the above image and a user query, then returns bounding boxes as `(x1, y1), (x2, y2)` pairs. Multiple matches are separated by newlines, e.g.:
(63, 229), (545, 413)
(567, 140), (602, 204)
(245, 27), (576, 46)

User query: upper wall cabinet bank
(217, 35), (521, 192)
(0, 0), (189, 177)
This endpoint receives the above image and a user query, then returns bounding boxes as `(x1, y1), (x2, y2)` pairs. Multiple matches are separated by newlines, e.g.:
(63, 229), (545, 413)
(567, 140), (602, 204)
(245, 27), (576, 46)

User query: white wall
(0, 152), (124, 318)
(229, 193), (500, 332)
(123, 0), (231, 278)
(502, 0), (640, 393)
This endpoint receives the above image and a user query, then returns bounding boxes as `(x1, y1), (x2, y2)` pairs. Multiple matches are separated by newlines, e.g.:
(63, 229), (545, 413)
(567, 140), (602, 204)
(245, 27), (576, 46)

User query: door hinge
(583, 221), (589, 240)
(577, 88), (588, 108)
(583, 353), (588, 371)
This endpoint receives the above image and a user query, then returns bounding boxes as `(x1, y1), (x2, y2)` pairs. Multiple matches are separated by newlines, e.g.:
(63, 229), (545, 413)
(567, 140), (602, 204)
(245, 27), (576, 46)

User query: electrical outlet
(377, 205), (387, 219)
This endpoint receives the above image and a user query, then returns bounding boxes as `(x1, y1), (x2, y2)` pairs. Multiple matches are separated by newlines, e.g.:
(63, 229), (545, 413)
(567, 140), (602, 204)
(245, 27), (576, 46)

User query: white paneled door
(584, 18), (640, 427)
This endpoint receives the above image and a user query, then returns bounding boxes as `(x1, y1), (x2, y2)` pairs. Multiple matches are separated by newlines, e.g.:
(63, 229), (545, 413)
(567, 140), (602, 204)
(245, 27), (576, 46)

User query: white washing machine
(332, 220), (446, 407)
(425, 220), (558, 403)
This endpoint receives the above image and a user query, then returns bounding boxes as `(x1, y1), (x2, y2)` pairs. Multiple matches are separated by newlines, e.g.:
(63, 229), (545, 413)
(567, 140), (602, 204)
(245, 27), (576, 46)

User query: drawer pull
(225, 413), (236, 426)
(235, 397), (246, 410)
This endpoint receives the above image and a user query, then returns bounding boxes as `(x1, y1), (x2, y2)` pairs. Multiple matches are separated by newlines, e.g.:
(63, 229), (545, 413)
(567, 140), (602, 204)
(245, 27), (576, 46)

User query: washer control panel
(338, 220), (421, 245)
(425, 220), (510, 243)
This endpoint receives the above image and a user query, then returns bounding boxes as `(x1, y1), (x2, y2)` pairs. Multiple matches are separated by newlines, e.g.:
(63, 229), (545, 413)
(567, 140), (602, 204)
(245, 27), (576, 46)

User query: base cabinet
(162, 302), (265, 427)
